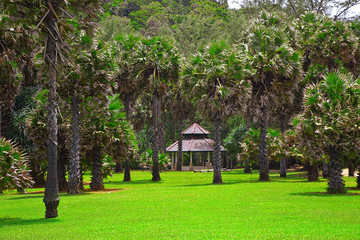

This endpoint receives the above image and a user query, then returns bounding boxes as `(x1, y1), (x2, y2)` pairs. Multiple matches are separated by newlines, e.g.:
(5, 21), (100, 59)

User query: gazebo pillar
(175, 153), (178, 170)
(207, 152), (211, 169)
(189, 152), (193, 171)
(171, 152), (175, 170)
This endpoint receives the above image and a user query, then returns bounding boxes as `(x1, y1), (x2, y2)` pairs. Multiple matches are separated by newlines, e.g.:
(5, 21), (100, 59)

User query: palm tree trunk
(124, 158), (131, 181)
(322, 161), (329, 178)
(90, 139), (104, 191)
(146, 126), (150, 150)
(244, 113), (251, 173)
(213, 118), (223, 184)
(348, 163), (355, 177)
(124, 94), (131, 182)
(173, 120), (176, 142)
(68, 94), (83, 194)
(115, 161), (123, 173)
(43, 0), (60, 218)
(259, 106), (270, 181)
(0, 102), (2, 138)
(157, 98), (166, 154)
(327, 146), (345, 193)
(279, 115), (287, 177)
(152, 92), (161, 181)
(57, 132), (68, 191)
(176, 117), (182, 171)
(307, 163), (319, 181)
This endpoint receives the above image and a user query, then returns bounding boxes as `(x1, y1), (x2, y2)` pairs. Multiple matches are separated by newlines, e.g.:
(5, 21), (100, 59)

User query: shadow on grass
(5, 191), (94, 200)
(0, 217), (59, 227)
(105, 179), (163, 185)
(290, 191), (360, 197)
(174, 179), (264, 188)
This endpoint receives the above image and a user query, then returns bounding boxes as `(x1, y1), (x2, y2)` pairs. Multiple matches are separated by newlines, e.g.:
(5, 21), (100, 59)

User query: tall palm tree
(112, 34), (141, 182)
(246, 12), (301, 181)
(184, 41), (250, 183)
(134, 36), (180, 181)
(42, 0), (62, 219)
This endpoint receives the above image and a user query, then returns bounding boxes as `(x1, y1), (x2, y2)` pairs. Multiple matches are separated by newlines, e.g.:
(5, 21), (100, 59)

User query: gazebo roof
(166, 123), (226, 152)
(182, 123), (210, 135)
(166, 138), (226, 152)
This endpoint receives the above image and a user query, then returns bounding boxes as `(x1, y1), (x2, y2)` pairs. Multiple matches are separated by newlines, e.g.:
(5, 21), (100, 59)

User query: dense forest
(1, 0), (360, 218)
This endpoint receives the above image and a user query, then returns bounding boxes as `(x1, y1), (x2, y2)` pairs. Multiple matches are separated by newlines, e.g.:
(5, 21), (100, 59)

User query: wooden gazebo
(166, 123), (226, 171)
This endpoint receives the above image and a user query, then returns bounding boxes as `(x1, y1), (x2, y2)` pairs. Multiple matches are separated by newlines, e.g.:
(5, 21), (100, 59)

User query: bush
(0, 138), (33, 193)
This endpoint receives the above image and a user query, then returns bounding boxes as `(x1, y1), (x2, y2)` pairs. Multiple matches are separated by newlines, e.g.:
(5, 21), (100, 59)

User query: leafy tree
(0, 138), (33, 193)
(184, 41), (250, 183)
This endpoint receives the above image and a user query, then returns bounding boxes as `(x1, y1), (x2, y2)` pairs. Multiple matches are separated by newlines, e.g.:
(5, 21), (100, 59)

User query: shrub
(0, 138), (33, 193)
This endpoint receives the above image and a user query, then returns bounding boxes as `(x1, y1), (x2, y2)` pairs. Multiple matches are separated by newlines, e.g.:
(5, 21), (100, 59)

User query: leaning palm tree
(294, 73), (360, 193)
(184, 41), (250, 184)
(245, 12), (301, 181)
(133, 36), (180, 181)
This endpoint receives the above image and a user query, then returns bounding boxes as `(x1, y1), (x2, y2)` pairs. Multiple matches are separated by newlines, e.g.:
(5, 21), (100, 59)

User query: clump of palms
(293, 73), (360, 193)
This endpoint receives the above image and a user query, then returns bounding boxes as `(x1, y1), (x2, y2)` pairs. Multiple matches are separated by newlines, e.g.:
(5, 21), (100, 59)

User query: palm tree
(246, 12), (301, 181)
(184, 41), (250, 183)
(112, 34), (141, 182)
(134, 36), (180, 181)
(41, 0), (62, 219)
(165, 79), (193, 171)
(294, 73), (360, 193)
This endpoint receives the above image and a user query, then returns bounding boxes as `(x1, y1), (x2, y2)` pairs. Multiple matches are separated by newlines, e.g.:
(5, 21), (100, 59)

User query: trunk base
(152, 175), (161, 182)
(44, 199), (59, 218)
(68, 188), (83, 195)
(244, 161), (251, 173)
(124, 159), (131, 182)
(213, 179), (223, 184)
(90, 181), (104, 191)
(280, 173), (287, 178)
(259, 172), (270, 181)
(307, 165), (319, 182)
(124, 171), (131, 182)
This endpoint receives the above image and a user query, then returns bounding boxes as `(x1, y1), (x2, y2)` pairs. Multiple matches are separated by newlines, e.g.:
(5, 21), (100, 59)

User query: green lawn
(0, 170), (359, 239)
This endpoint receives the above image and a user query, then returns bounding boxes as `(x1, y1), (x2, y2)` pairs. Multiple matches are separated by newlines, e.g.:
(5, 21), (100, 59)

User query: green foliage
(102, 155), (115, 179)
(0, 138), (33, 193)
(293, 72), (360, 161)
(190, 0), (227, 19)
(184, 40), (251, 120)
(223, 124), (247, 159)
(107, 94), (139, 163)
(240, 127), (291, 163)
(139, 149), (170, 170)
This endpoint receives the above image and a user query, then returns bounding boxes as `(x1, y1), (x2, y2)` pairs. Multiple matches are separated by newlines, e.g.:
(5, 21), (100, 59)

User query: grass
(0, 170), (360, 240)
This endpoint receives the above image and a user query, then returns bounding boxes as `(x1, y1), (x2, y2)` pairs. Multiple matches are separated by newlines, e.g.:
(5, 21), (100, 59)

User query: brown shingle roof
(166, 138), (226, 152)
(181, 123), (210, 135)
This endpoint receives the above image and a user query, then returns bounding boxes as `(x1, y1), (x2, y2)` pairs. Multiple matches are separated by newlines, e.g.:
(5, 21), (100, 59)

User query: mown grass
(0, 170), (359, 240)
